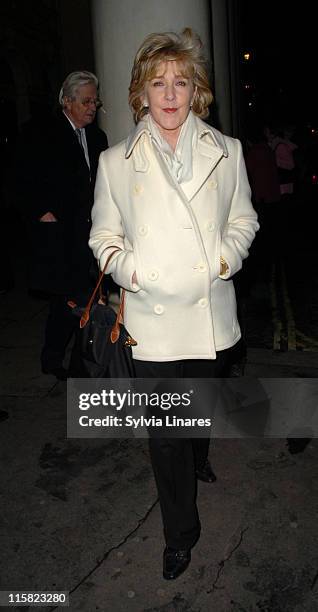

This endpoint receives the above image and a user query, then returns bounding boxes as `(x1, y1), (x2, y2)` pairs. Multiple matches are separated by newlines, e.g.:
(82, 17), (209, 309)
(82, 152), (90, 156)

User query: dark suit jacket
(17, 111), (108, 294)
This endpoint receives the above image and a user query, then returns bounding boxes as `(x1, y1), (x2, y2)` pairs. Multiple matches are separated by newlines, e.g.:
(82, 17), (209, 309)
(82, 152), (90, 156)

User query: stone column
(210, 0), (240, 136)
(91, 0), (212, 144)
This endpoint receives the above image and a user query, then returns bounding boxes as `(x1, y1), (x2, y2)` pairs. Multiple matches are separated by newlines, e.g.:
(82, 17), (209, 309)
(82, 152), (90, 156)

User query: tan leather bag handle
(80, 247), (124, 344)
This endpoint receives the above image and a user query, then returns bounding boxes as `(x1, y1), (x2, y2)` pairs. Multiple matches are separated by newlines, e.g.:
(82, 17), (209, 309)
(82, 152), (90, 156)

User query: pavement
(1, 261), (318, 612)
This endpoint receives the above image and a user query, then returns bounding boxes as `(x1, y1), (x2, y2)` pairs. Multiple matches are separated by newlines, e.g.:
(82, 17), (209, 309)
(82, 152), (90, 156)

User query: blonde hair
(129, 28), (213, 123)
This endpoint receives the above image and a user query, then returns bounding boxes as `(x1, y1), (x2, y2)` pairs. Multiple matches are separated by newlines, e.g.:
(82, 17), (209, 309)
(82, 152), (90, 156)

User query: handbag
(68, 249), (137, 377)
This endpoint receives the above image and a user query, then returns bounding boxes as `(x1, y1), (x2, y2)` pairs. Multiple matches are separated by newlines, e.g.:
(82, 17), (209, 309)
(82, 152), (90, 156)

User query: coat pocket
(211, 228), (221, 282)
(133, 243), (146, 292)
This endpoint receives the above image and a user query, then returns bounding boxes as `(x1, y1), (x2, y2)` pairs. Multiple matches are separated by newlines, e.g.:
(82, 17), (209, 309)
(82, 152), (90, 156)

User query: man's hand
(39, 212), (57, 222)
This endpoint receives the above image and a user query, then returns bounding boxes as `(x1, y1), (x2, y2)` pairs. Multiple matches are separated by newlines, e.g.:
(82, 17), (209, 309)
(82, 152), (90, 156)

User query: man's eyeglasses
(79, 98), (103, 109)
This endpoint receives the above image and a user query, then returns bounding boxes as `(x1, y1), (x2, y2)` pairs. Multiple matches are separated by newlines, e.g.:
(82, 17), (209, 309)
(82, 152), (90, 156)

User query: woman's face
(143, 60), (195, 146)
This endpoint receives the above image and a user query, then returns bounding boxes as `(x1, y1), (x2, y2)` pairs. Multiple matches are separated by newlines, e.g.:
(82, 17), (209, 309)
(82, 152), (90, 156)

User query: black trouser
(41, 292), (90, 375)
(134, 353), (230, 549)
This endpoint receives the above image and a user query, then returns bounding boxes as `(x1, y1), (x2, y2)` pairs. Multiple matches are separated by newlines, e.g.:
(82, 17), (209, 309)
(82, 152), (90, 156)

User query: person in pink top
(245, 123), (281, 272)
(246, 124), (281, 205)
(265, 124), (298, 196)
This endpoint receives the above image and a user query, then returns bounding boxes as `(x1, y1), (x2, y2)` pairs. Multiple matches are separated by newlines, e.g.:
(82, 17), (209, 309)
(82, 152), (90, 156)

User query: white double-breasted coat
(89, 116), (259, 361)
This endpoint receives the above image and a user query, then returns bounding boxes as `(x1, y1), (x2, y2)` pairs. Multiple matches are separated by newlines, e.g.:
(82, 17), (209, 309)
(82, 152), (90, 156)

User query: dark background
(239, 1), (316, 127)
(0, 1), (317, 153)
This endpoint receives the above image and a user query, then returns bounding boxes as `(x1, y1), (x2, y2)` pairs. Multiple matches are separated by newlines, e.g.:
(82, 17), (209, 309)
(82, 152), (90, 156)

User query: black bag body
(69, 248), (137, 378)
(71, 301), (136, 378)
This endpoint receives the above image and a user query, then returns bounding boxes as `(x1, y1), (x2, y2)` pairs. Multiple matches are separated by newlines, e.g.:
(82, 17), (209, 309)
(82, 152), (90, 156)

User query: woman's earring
(143, 101), (149, 109)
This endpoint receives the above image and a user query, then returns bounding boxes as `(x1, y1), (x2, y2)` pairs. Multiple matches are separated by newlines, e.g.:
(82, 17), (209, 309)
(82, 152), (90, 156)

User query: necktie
(75, 128), (90, 169)
(75, 128), (84, 150)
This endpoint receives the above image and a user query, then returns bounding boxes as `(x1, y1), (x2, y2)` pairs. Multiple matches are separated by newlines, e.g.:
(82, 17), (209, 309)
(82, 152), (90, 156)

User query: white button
(154, 304), (164, 315)
(207, 221), (216, 231)
(194, 263), (207, 273)
(133, 184), (144, 196)
(148, 270), (159, 281)
(138, 224), (149, 236)
(207, 179), (218, 190)
(198, 298), (208, 308)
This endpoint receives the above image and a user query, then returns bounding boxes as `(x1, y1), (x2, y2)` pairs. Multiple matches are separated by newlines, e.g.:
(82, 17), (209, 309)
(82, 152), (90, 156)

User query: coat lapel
(180, 142), (223, 202)
(180, 120), (228, 202)
(86, 126), (99, 168)
(59, 113), (90, 177)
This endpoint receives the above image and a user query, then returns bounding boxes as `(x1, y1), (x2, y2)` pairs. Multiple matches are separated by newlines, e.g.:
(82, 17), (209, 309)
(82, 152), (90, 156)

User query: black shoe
(163, 547), (191, 580)
(196, 459), (217, 483)
(42, 366), (68, 381)
(229, 361), (246, 377)
(286, 438), (311, 455)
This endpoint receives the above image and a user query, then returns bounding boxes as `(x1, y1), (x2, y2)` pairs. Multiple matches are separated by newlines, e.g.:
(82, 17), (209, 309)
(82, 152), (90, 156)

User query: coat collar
(125, 114), (229, 202)
(125, 114), (228, 161)
(196, 118), (228, 158)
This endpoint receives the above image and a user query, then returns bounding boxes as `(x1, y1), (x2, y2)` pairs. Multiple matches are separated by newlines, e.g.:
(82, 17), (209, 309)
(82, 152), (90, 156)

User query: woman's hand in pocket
(39, 212), (57, 222)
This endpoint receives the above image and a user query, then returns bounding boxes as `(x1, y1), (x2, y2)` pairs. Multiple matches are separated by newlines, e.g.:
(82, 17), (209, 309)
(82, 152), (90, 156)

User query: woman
(89, 28), (259, 580)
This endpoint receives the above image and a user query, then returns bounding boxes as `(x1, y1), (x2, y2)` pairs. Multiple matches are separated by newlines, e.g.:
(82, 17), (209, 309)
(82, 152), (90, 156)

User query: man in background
(18, 71), (108, 379)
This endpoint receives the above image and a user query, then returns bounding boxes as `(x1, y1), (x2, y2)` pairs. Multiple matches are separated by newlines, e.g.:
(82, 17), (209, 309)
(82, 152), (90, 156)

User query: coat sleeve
(89, 151), (140, 292)
(220, 139), (259, 278)
(15, 125), (61, 221)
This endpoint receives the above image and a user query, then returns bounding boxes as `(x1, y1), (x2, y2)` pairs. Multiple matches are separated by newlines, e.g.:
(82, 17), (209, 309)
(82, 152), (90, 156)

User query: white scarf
(147, 111), (196, 184)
